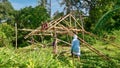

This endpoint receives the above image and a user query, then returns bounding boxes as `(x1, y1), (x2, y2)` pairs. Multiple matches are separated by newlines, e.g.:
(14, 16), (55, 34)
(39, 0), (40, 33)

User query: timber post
(15, 23), (17, 49)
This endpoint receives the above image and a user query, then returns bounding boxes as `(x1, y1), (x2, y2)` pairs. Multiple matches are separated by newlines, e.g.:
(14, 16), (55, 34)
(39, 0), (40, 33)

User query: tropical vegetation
(0, 0), (120, 67)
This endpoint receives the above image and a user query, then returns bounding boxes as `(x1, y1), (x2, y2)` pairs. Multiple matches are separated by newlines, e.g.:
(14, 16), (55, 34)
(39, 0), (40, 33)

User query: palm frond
(94, 7), (120, 32)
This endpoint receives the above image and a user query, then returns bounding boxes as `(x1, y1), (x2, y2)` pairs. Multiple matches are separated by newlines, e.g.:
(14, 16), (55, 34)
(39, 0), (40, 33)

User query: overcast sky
(9, 0), (64, 16)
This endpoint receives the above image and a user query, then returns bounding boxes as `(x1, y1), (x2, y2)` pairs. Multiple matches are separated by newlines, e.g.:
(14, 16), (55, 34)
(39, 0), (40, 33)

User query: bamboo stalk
(57, 38), (71, 45)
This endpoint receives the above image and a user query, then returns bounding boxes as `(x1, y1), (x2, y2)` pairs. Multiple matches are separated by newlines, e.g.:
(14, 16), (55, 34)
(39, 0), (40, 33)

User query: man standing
(71, 34), (80, 60)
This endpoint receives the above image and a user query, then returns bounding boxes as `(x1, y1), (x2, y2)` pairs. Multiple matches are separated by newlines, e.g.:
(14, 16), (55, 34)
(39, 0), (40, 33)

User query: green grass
(0, 30), (120, 68)
(0, 43), (119, 68)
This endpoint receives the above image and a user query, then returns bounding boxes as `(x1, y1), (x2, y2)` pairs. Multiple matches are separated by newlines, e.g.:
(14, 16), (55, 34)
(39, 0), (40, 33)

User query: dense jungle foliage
(0, 0), (120, 68)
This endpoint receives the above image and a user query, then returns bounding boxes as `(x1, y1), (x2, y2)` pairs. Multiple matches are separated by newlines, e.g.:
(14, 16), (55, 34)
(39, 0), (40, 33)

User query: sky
(9, 0), (64, 16)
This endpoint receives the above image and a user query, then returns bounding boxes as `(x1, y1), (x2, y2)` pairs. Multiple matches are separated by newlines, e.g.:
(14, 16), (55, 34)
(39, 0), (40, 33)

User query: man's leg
(77, 56), (80, 61)
(71, 53), (74, 62)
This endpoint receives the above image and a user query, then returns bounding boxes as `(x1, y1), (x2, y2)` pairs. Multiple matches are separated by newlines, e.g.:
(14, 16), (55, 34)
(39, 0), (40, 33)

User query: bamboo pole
(15, 23), (17, 49)
(18, 29), (35, 31)
(70, 14), (83, 29)
(58, 24), (73, 36)
(19, 28), (83, 33)
(70, 13), (72, 27)
(48, 18), (61, 27)
(57, 38), (71, 45)
(63, 19), (96, 37)
(48, 14), (67, 26)
(53, 26), (57, 54)
(24, 26), (42, 39)
(78, 37), (110, 60)
(47, 14), (70, 31)
(63, 19), (73, 28)
(80, 14), (85, 43)
(32, 34), (53, 36)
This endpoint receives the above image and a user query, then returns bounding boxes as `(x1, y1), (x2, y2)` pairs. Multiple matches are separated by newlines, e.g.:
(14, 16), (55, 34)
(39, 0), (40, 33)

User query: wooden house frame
(20, 13), (110, 60)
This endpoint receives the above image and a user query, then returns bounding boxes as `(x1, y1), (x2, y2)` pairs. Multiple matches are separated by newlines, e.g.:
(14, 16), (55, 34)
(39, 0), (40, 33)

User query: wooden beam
(18, 29), (36, 31)
(70, 14), (83, 29)
(32, 34), (53, 36)
(47, 14), (70, 31)
(57, 38), (71, 45)
(78, 37), (110, 60)
(24, 15), (63, 39)
(70, 14), (72, 27)
(63, 19), (96, 37)
(63, 19), (73, 28)
(48, 16), (62, 27)
(15, 23), (17, 49)
(58, 24), (73, 36)
(53, 24), (57, 54)
(24, 26), (42, 39)
(80, 14), (85, 42)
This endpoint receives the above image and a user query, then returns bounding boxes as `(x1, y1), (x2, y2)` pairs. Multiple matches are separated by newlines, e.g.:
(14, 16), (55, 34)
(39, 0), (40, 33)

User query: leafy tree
(15, 6), (49, 29)
(59, 0), (118, 32)
(94, 0), (120, 34)
(53, 11), (64, 19)
(0, 0), (14, 23)
(14, 6), (50, 47)
(95, 7), (120, 31)
(88, 0), (117, 30)
(0, 23), (14, 47)
(60, 0), (90, 14)
(0, 31), (7, 47)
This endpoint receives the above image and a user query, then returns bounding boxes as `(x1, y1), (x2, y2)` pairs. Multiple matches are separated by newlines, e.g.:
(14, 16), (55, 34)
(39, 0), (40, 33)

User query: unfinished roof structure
(23, 13), (110, 60)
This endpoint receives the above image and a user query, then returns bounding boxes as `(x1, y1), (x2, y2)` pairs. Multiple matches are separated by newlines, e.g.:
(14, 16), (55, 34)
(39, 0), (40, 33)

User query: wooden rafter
(47, 14), (71, 31)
